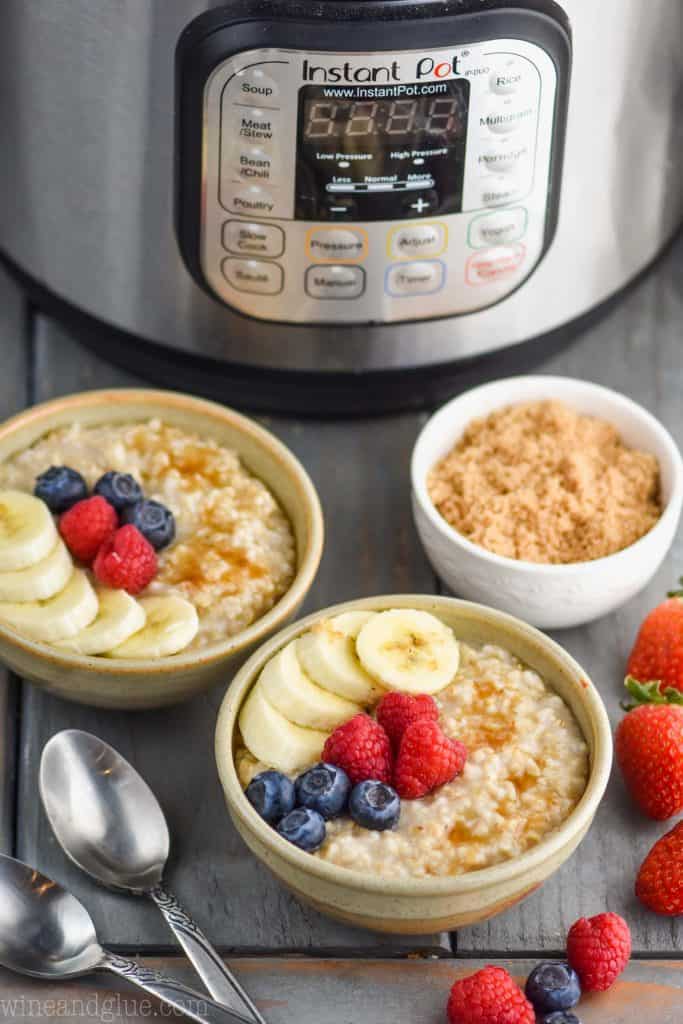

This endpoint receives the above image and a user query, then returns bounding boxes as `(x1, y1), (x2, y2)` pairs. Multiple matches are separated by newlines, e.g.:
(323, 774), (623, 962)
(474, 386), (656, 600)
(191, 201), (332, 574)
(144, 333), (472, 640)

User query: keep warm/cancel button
(305, 265), (365, 300)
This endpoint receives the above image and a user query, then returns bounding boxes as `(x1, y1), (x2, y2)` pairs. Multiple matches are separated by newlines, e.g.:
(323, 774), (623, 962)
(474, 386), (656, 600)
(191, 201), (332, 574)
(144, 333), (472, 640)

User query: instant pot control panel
(177, 7), (570, 326)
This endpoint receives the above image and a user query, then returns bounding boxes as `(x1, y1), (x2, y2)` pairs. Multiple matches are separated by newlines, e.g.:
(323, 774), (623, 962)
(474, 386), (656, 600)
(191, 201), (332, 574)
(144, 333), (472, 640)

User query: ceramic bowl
(0, 389), (324, 709)
(215, 594), (612, 935)
(412, 376), (683, 629)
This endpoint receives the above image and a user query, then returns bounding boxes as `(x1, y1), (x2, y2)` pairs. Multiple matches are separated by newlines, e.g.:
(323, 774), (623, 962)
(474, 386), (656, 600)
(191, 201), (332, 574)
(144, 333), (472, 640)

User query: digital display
(296, 80), (470, 222)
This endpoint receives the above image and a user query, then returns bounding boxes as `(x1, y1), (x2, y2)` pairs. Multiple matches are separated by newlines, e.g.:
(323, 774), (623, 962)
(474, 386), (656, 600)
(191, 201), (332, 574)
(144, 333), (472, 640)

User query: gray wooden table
(0, 239), (681, 1020)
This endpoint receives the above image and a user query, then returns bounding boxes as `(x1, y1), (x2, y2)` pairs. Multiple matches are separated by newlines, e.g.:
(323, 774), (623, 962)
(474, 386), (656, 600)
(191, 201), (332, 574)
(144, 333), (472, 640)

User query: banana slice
(0, 569), (98, 642)
(0, 491), (57, 571)
(55, 588), (147, 655)
(259, 639), (361, 730)
(297, 610), (385, 704)
(239, 681), (329, 773)
(0, 538), (72, 602)
(356, 608), (460, 695)
(109, 595), (198, 658)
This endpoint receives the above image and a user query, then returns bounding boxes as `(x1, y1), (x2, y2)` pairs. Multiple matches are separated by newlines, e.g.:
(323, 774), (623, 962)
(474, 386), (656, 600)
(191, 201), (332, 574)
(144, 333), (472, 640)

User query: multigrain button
(386, 260), (445, 297)
(306, 228), (367, 262)
(305, 265), (365, 299)
(232, 66), (280, 103)
(390, 223), (446, 260)
(229, 185), (278, 217)
(468, 208), (528, 249)
(222, 257), (283, 294)
(480, 103), (536, 136)
(223, 221), (285, 257)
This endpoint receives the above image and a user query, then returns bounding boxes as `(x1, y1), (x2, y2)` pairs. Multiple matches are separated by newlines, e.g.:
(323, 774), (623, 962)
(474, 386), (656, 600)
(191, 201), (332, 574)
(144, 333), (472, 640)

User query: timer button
(232, 66), (280, 103)
(305, 265), (365, 300)
(306, 227), (368, 262)
(223, 221), (285, 258)
(386, 260), (445, 297)
(222, 258), (283, 295)
(389, 223), (446, 260)
(468, 208), (528, 249)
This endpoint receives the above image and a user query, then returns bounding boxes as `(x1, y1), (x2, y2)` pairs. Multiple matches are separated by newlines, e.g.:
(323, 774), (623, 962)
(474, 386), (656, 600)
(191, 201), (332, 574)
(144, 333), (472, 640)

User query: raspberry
(59, 496), (118, 563)
(447, 966), (535, 1024)
(93, 524), (157, 594)
(376, 692), (439, 751)
(566, 913), (631, 992)
(394, 719), (467, 799)
(322, 714), (392, 785)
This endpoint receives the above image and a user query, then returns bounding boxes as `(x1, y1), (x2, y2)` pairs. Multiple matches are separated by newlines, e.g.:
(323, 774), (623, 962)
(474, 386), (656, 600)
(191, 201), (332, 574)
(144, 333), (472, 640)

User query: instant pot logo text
(301, 55), (461, 83)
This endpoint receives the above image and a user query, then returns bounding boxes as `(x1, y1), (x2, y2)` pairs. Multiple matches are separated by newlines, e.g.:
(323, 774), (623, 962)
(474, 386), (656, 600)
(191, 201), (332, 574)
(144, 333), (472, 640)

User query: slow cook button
(468, 208), (528, 249)
(305, 265), (365, 300)
(389, 223), (446, 260)
(231, 66), (280, 103)
(306, 228), (367, 262)
(229, 185), (278, 217)
(222, 221), (285, 258)
(386, 260), (445, 297)
(466, 244), (526, 286)
(222, 257), (284, 295)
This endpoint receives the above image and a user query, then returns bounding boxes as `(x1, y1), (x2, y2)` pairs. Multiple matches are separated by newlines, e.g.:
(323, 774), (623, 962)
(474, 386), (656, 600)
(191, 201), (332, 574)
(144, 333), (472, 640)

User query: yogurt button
(469, 208), (527, 249)
(386, 261), (444, 297)
(222, 258), (283, 294)
(390, 223), (446, 260)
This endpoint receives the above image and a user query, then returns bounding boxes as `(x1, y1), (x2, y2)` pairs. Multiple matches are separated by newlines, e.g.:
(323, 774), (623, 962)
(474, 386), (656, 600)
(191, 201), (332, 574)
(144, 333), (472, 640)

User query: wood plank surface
(456, 234), (683, 956)
(16, 317), (448, 955)
(0, 958), (681, 1023)
(0, 265), (29, 855)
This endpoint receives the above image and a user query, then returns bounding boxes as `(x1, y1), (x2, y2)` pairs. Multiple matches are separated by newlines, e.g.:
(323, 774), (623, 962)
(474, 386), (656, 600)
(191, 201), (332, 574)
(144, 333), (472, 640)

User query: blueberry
(277, 807), (326, 852)
(93, 471), (143, 511)
(541, 1014), (583, 1024)
(34, 466), (88, 513)
(349, 780), (401, 831)
(295, 762), (351, 820)
(245, 771), (295, 825)
(525, 963), (581, 1014)
(122, 499), (176, 550)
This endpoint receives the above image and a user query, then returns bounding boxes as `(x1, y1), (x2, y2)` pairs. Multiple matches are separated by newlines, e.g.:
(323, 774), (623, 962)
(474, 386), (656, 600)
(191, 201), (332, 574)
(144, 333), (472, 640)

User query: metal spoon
(0, 855), (251, 1024)
(39, 730), (263, 1024)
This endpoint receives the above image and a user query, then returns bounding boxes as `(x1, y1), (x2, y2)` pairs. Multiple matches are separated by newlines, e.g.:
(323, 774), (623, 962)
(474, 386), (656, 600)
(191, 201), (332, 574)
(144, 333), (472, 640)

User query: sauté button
(222, 258), (283, 294)
(389, 223), (446, 260)
(305, 265), (365, 299)
(306, 228), (367, 262)
(231, 66), (280, 103)
(223, 221), (285, 258)
(386, 260), (445, 297)
(468, 208), (528, 249)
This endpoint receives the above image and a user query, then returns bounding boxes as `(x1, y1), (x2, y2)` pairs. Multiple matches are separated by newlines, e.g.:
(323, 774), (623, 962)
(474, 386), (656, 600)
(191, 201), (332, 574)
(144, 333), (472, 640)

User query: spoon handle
(101, 952), (255, 1024)
(148, 884), (265, 1024)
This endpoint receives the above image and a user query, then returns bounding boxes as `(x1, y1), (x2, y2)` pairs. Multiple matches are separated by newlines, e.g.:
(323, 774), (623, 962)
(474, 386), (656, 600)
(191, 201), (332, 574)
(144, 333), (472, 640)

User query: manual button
(305, 265), (365, 300)
(223, 221), (284, 258)
(222, 258), (283, 295)
(390, 223), (446, 260)
(306, 228), (367, 262)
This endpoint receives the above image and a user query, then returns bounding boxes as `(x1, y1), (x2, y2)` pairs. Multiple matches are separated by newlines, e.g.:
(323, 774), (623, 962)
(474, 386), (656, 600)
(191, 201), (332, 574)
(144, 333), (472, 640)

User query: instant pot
(1, 1), (682, 413)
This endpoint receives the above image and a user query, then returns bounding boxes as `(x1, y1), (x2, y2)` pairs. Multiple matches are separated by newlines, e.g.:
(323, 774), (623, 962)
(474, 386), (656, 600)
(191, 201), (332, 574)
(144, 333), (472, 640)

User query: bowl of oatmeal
(411, 376), (683, 629)
(215, 594), (612, 934)
(0, 389), (323, 708)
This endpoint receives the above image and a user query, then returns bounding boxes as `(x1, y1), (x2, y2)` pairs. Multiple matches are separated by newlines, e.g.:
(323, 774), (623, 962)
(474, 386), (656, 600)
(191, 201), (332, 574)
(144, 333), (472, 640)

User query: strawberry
(375, 692), (439, 752)
(394, 719), (467, 800)
(615, 677), (683, 820)
(627, 583), (683, 693)
(566, 912), (631, 992)
(322, 714), (393, 785)
(636, 821), (683, 915)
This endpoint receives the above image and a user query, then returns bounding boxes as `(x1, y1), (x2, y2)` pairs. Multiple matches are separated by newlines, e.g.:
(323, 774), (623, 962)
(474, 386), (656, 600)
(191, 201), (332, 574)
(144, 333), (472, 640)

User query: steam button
(222, 258), (283, 295)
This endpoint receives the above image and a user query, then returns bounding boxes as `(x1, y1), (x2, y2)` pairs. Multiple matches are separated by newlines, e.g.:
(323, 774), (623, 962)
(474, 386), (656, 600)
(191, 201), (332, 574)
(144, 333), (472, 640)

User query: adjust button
(386, 260), (445, 297)
(222, 258), (283, 295)
(305, 265), (365, 300)
(390, 223), (446, 260)
(223, 221), (285, 258)
(306, 227), (367, 262)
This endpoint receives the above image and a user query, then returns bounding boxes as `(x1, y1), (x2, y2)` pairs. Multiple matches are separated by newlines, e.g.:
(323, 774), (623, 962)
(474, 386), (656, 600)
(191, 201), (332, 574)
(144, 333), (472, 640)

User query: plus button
(410, 197), (431, 214)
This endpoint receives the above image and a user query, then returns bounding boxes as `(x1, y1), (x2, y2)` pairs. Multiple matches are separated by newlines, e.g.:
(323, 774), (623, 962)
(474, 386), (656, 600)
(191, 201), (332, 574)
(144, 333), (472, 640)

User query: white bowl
(411, 376), (683, 629)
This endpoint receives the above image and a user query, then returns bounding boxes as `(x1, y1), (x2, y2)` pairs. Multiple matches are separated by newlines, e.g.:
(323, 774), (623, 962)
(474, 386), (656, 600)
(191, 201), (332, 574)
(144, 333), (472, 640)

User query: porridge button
(222, 257), (284, 295)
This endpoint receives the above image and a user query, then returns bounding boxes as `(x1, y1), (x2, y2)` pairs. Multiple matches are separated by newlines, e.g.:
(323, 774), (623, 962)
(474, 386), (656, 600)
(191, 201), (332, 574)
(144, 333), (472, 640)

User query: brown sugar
(427, 400), (662, 564)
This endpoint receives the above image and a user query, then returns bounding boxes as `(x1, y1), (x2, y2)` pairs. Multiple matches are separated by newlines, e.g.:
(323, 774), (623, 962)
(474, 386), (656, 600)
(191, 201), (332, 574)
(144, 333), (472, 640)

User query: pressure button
(306, 228), (367, 262)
